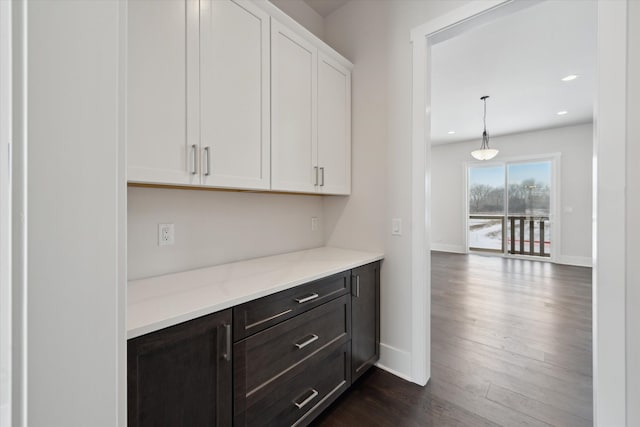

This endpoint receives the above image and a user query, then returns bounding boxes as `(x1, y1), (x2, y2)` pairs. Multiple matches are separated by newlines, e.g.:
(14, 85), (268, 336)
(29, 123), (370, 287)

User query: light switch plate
(158, 223), (175, 246)
(392, 218), (402, 236)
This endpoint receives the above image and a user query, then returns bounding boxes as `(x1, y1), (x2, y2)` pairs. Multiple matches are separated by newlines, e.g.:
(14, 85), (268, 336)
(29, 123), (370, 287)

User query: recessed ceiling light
(447, 130), (456, 135)
(557, 110), (568, 116)
(561, 74), (578, 81)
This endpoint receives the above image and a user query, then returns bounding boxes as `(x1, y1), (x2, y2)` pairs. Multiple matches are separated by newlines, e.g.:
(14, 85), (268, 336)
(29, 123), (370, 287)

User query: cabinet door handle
(293, 389), (319, 409)
(294, 292), (319, 304)
(294, 334), (319, 350)
(203, 146), (211, 176)
(353, 275), (360, 297)
(314, 166), (319, 186)
(190, 144), (197, 175)
(222, 323), (231, 361)
(320, 167), (325, 186)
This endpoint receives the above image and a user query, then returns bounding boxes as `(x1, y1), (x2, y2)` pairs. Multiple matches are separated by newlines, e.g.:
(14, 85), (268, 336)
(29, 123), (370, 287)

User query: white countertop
(128, 247), (384, 339)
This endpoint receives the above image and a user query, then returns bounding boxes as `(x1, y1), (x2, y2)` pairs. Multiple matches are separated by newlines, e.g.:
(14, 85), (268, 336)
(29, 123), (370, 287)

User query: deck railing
(508, 215), (550, 257)
(469, 214), (550, 257)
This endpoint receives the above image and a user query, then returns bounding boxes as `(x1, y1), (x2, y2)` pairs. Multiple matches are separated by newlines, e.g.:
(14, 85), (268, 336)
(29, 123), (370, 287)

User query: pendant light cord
(481, 95), (490, 150)
(483, 97), (487, 134)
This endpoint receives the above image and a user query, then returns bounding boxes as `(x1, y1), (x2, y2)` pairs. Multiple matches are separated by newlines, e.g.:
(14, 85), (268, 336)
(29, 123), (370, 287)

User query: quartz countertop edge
(128, 247), (384, 339)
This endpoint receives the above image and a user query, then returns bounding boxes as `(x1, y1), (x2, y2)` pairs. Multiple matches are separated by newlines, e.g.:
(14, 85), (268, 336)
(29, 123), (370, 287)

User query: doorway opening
(412, 0), (628, 424)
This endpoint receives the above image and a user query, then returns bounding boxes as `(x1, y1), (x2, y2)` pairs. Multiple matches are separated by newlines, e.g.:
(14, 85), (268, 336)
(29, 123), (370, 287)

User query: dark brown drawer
(233, 270), (350, 341)
(234, 294), (350, 400)
(234, 340), (351, 427)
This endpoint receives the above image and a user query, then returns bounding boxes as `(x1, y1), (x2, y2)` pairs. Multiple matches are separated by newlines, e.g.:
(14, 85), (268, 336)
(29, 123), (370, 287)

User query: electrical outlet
(158, 223), (175, 246)
(311, 217), (319, 231)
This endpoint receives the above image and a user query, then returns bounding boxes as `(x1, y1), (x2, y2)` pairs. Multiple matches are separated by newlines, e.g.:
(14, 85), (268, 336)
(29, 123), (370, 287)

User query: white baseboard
(375, 343), (413, 382)
(558, 255), (592, 267)
(431, 243), (466, 254)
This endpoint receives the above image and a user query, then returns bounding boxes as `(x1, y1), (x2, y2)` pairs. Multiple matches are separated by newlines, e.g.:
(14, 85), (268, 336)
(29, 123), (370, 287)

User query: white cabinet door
(271, 20), (318, 193)
(199, 0), (270, 190)
(317, 53), (351, 195)
(127, 0), (198, 185)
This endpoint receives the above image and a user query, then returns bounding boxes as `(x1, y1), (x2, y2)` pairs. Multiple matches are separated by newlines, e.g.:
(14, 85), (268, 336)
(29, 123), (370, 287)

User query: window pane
(507, 161), (551, 216)
(468, 165), (505, 214)
(506, 161), (552, 256)
(469, 217), (503, 252)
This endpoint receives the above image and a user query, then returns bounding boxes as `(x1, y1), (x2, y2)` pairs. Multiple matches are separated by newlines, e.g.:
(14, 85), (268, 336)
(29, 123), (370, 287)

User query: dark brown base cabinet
(127, 261), (381, 427)
(351, 262), (380, 383)
(127, 309), (233, 427)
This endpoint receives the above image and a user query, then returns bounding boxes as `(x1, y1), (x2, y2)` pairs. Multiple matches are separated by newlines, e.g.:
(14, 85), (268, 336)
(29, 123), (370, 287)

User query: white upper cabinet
(271, 20), (318, 193)
(317, 53), (351, 195)
(199, 0), (270, 190)
(127, 0), (197, 185)
(126, 0), (352, 194)
(271, 19), (352, 195)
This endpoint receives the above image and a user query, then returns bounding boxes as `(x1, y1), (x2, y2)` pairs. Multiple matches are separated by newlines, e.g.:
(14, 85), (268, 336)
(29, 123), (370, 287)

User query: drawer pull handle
(245, 308), (293, 330)
(294, 293), (319, 304)
(294, 389), (319, 409)
(294, 334), (319, 350)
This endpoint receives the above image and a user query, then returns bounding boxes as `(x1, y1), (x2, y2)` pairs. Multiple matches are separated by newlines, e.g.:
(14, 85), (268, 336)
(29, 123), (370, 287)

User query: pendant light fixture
(471, 95), (499, 160)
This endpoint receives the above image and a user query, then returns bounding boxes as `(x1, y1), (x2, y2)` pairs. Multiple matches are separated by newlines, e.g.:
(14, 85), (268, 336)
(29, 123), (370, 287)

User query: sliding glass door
(468, 158), (553, 258)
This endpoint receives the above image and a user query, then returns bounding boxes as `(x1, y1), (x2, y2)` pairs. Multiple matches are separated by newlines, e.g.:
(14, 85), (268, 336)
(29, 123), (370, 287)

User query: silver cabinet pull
(320, 167), (325, 186)
(314, 166), (319, 186)
(293, 389), (319, 409)
(190, 144), (197, 175)
(294, 334), (319, 350)
(356, 275), (360, 297)
(203, 146), (211, 176)
(294, 292), (319, 304)
(222, 323), (231, 361)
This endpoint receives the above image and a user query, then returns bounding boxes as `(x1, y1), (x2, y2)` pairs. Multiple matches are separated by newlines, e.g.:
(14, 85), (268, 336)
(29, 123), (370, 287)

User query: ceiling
(303, 0), (349, 17)
(430, 1), (596, 145)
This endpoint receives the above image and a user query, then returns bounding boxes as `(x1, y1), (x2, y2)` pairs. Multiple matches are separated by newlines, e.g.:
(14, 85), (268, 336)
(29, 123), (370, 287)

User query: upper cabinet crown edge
(253, 0), (353, 71)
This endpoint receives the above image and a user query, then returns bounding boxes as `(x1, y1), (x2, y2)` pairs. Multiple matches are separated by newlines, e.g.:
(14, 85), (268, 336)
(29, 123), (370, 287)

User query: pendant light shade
(471, 96), (498, 160)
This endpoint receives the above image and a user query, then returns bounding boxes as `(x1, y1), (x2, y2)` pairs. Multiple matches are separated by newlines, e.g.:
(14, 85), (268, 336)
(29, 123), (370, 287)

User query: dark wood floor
(313, 252), (593, 427)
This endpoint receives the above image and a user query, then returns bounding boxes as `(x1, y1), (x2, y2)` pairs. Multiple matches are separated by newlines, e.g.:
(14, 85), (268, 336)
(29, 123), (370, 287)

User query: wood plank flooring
(312, 252), (593, 427)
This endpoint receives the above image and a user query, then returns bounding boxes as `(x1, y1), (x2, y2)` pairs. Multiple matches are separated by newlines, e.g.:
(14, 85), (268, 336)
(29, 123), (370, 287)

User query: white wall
(269, 0), (324, 40)
(128, 188), (324, 279)
(431, 123), (593, 266)
(18, 1), (124, 426)
(0, 0), (12, 425)
(323, 0), (468, 379)
(627, 2), (640, 425)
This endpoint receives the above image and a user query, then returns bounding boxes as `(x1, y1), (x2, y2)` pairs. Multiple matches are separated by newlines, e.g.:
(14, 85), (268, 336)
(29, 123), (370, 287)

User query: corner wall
(323, 0), (469, 380)
(432, 123), (593, 266)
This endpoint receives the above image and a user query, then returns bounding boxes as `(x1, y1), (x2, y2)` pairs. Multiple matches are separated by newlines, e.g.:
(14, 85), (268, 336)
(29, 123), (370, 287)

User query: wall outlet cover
(158, 223), (175, 246)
